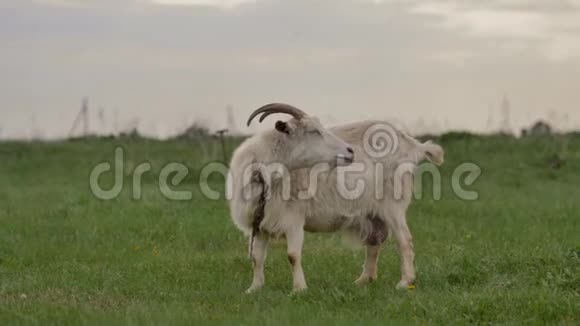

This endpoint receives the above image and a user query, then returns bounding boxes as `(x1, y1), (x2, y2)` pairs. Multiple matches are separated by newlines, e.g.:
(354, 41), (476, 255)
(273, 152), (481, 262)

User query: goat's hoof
(395, 280), (415, 290)
(291, 286), (308, 294)
(245, 285), (263, 294)
(354, 275), (376, 287)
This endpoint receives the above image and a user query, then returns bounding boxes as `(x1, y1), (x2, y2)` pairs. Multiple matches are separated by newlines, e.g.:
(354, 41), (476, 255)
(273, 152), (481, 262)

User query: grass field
(0, 134), (579, 325)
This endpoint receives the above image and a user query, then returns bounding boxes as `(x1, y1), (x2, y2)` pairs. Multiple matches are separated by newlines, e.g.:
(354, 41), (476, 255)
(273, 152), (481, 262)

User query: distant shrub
(174, 123), (210, 140)
(119, 128), (144, 140)
(438, 131), (479, 142)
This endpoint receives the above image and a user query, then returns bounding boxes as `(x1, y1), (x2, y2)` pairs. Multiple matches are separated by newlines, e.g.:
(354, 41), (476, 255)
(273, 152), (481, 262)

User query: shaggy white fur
(227, 105), (444, 293)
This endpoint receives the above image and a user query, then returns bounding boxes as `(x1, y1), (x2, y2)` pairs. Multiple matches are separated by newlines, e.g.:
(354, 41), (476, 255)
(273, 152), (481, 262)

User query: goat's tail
(421, 141), (444, 166)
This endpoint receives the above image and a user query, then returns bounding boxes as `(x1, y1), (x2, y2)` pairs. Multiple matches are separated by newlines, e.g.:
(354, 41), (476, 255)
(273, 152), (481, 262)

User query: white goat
(227, 103), (444, 293)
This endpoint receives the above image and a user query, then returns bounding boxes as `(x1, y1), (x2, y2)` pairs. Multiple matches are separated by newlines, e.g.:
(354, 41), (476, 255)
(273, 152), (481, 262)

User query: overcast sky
(1, 0), (579, 139)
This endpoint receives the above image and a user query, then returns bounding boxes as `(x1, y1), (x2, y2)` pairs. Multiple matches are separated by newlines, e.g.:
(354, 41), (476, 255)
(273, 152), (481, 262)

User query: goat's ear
(423, 141), (444, 166)
(275, 120), (291, 134)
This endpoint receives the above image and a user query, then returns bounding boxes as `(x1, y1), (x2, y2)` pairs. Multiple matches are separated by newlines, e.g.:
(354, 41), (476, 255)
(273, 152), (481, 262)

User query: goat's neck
(250, 130), (291, 166)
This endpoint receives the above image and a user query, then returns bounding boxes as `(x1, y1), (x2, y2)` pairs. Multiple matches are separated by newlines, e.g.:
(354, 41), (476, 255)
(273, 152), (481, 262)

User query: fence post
(216, 129), (229, 167)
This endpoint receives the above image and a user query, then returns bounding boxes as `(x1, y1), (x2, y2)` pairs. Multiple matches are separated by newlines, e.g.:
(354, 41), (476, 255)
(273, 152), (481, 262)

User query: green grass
(0, 135), (578, 325)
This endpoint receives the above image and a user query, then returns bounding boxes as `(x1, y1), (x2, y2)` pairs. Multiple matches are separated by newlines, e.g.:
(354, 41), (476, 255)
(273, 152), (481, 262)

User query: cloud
(412, 2), (547, 39)
(1, 0), (580, 139)
(151, 0), (256, 9)
(408, 0), (580, 62)
(29, 0), (136, 9)
(29, 0), (257, 9)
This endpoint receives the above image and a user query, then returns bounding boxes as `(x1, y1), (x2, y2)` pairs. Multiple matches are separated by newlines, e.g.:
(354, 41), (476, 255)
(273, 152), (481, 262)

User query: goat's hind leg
(391, 214), (416, 290)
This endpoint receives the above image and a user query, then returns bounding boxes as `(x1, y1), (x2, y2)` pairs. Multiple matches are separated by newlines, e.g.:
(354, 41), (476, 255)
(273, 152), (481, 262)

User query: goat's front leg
(286, 227), (307, 292)
(392, 216), (415, 289)
(355, 244), (382, 286)
(246, 232), (269, 293)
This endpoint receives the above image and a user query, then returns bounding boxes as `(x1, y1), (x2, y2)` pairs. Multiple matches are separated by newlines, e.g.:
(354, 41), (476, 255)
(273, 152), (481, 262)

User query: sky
(1, 0), (580, 139)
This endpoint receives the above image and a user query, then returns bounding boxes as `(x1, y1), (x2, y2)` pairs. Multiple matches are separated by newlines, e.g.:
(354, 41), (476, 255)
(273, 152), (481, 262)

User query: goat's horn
(247, 103), (307, 126)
